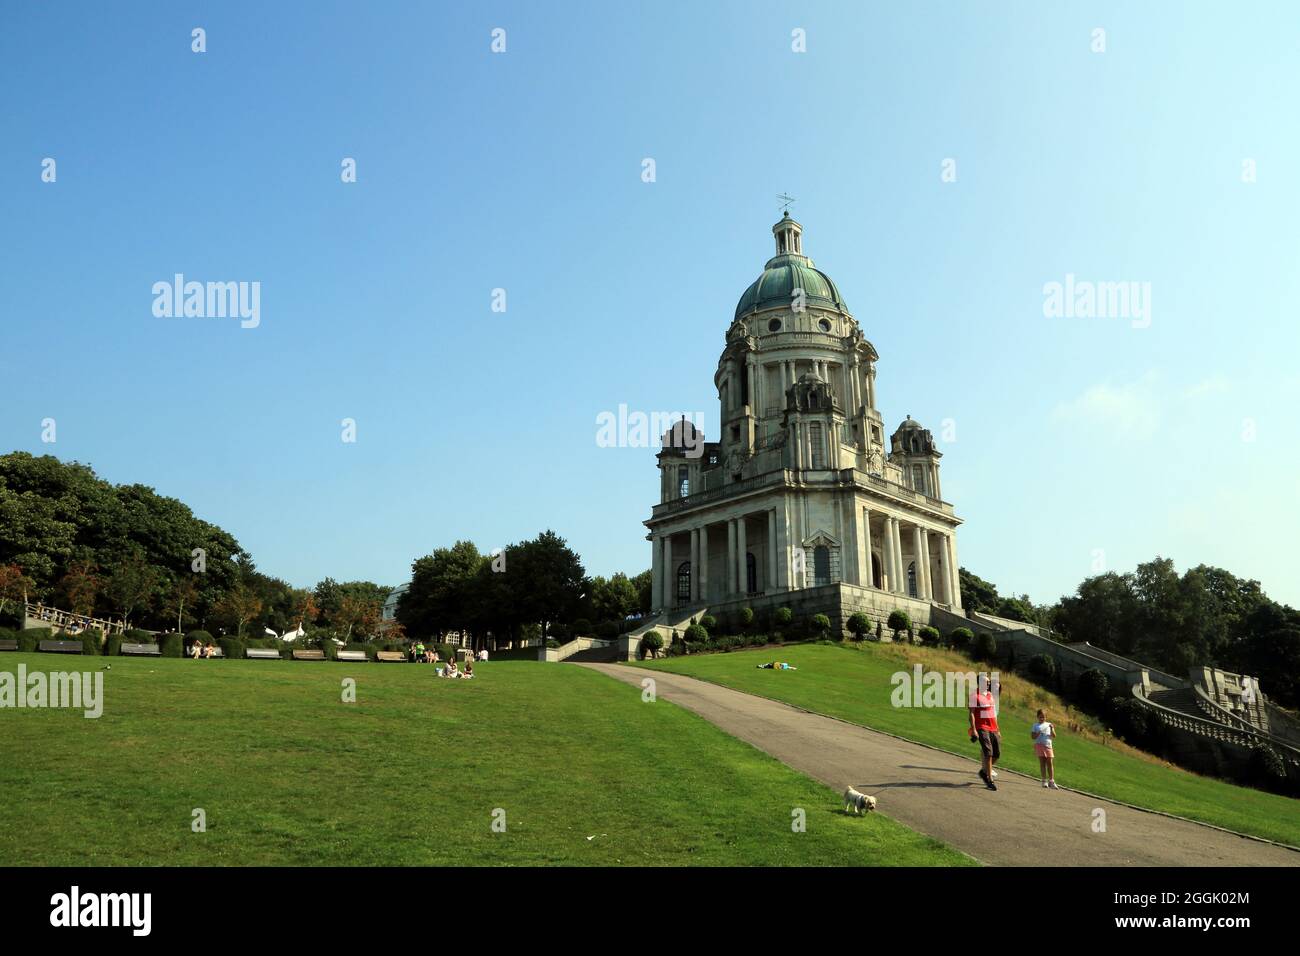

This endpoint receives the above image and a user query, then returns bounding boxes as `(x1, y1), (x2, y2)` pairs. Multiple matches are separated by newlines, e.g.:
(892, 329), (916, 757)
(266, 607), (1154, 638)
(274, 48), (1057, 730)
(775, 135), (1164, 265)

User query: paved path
(580, 663), (1299, 866)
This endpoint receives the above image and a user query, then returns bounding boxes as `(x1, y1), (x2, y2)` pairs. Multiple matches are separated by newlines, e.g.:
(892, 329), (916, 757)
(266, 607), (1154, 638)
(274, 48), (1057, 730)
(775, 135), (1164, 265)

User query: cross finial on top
(777, 193), (796, 215)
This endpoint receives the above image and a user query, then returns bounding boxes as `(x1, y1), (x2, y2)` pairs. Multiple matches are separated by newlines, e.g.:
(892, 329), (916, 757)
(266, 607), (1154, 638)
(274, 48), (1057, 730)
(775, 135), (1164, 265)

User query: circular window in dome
(768, 318), (783, 333)
(818, 318), (832, 332)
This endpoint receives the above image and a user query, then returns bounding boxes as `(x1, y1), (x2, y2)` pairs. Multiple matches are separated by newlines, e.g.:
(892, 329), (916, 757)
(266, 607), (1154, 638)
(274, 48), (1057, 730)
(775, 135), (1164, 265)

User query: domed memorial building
(643, 213), (963, 637)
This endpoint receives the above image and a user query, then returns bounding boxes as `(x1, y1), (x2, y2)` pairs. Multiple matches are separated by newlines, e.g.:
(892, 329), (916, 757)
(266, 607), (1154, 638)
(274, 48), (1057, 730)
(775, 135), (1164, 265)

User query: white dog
(843, 786), (877, 814)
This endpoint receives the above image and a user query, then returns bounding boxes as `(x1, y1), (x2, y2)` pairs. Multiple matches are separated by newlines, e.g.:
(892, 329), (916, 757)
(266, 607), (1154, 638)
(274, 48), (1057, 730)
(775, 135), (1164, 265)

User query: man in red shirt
(969, 674), (1001, 791)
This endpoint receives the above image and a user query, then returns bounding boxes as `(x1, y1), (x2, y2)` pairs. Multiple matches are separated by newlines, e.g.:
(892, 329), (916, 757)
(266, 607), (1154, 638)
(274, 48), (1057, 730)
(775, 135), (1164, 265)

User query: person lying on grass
(756, 661), (797, 670)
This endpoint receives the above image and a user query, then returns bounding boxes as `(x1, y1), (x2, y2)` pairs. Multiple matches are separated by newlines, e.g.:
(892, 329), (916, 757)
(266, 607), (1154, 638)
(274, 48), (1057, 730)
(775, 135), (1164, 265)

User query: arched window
(677, 465), (689, 498)
(745, 552), (757, 595)
(676, 561), (692, 604)
(907, 561), (918, 598)
(814, 546), (831, 586)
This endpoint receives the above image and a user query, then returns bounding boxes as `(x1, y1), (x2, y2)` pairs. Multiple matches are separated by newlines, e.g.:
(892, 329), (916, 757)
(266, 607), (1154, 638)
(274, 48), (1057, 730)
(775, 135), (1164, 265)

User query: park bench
(376, 651), (405, 663)
(292, 649), (326, 661)
(0, 639), (17, 651)
(246, 648), (281, 660)
(38, 639), (83, 654)
(335, 649), (368, 662)
(120, 643), (161, 657)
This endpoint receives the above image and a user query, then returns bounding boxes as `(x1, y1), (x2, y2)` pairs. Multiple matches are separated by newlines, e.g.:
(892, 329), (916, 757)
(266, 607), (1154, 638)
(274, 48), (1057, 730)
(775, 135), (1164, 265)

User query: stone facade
(645, 214), (961, 633)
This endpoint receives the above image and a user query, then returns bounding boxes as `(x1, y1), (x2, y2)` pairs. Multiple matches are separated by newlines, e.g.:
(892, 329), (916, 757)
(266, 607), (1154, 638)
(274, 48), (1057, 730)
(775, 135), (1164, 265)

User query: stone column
(699, 524), (710, 602)
(689, 528), (699, 603)
(727, 519), (738, 596)
(937, 534), (952, 606)
(947, 535), (962, 609)
(890, 518), (904, 594)
(736, 514), (748, 596)
(845, 498), (860, 585)
(911, 525), (929, 600)
(660, 535), (673, 608)
(881, 518), (895, 593)
(767, 509), (778, 591)
(862, 508), (874, 588)
(919, 530), (933, 600)
(651, 535), (662, 611)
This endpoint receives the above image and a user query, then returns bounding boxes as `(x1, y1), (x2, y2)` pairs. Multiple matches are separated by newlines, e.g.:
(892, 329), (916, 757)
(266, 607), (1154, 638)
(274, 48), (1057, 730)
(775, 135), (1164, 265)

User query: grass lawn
(635, 642), (1300, 847)
(0, 653), (971, 866)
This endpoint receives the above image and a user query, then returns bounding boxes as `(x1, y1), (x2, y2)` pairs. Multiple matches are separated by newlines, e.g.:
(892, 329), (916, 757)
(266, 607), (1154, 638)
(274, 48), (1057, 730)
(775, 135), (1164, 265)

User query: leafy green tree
(398, 541), (484, 640)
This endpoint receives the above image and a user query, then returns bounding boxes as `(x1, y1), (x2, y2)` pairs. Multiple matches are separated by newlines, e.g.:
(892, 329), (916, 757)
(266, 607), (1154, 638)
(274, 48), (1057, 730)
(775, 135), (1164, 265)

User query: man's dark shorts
(977, 729), (1001, 760)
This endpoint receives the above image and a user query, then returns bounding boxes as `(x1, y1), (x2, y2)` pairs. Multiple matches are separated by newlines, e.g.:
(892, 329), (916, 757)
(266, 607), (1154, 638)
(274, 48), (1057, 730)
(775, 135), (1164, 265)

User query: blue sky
(2, 2), (1297, 607)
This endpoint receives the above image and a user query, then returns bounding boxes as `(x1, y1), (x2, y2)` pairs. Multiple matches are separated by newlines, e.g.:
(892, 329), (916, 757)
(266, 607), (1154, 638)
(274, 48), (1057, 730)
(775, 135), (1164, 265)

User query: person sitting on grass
(430, 649), (441, 665)
(444, 659), (460, 679)
(1031, 709), (1059, 790)
(463, 660), (474, 679)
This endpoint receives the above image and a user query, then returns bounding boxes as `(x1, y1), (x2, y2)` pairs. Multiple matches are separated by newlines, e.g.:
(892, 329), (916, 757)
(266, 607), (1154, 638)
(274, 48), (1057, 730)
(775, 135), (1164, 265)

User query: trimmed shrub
(0, 626), (15, 646)
(1075, 669), (1110, 713)
(572, 618), (593, 636)
(887, 610), (911, 643)
(700, 615), (718, 632)
(640, 630), (664, 659)
(1108, 697), (1150, 743)
(684, 623), (709, 644)
(739, 607), (755, 631)
(948, 627), (974, 652)
(846, 612), (871, 642)
(811, 613), (831, 640)
(19, 627), (52, 652)
(218, 636), (244, 659)
(104, 632), (123, 656)
(971, 632), (997, 662)
(81, 629), (103, 655)
(159, 633), (184, 658)
(774, 607), (792, 628)
(917, 625), (940, 647)
(1027, 654), (1058, 687)
(1249, 746), (1288, 791)
(123, 628), (152, 644)
(346, 642), (378, 661)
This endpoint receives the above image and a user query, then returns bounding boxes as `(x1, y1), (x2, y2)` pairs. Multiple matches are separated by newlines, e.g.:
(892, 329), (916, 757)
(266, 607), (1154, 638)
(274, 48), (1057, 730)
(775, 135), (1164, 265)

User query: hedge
(684, 624), (708, 643)
(345, 642), (379, 661)
(81, 629), (103, 655)
(159, 633), (184, 658)
(846, 613), (871, 641)
(917, 625), (940, 647)
(19, 627), (52, 652)
(971, 632), (997, 662)
(217, 637), (244, 660)
(105, 633), (123, 656)
(948, 627), (974, 652)
(1076, 669), (1110, 713)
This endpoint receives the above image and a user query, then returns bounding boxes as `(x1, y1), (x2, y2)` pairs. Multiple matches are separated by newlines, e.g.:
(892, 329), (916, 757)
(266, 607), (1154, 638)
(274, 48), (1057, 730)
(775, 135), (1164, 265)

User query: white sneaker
(1042, 780), (1049, 788)
(1049, 781), (1060, 790)
(991, 770), (999, 779)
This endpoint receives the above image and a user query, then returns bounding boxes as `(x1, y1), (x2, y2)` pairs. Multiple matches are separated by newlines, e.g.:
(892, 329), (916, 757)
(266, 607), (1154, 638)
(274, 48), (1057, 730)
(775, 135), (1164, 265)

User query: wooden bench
(376, 651), (406, 663)
(335, 650), (368, 662)
(246, 648), (281, 660)
(0, 639), (17, 651)
(120, 643), (161, 657)
(38, 639), (83, 654)
(292, 649), (326, 661)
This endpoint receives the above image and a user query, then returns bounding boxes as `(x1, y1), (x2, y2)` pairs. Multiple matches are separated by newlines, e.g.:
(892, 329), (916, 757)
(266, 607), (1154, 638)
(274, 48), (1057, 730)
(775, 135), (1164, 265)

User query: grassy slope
(0, 654), (970, 866)
(636, 642), (1300, 847)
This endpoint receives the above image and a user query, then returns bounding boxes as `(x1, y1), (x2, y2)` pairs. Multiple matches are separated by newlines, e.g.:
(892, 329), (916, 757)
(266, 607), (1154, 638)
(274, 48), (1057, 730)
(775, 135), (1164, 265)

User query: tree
(0, 563), (35, 621)
(591, 573), (639, 626)
(510, 531), (587, 641)
(398, 541), (483, 640)
(846, 612), (871, 642)
(105, 549), (161, 626)
(162, 576), (200, 634)
(887, 610), (911, 643)
(214, 582), (263, 637)
(332, 594), (381, 641)
(57, 560), (100, 616)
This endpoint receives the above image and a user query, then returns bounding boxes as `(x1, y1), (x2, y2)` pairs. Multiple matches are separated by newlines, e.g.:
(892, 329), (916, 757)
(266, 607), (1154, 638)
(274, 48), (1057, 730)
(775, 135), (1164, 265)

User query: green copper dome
(734, 254), (847, 320)
(734, 213), (849, 320)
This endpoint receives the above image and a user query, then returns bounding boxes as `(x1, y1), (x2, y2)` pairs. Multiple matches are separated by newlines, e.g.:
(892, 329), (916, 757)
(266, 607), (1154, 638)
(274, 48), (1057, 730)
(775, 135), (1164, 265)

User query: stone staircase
(564, 643), (621, 664)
